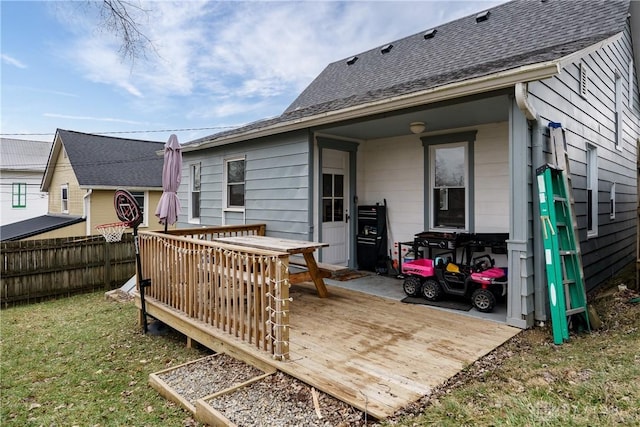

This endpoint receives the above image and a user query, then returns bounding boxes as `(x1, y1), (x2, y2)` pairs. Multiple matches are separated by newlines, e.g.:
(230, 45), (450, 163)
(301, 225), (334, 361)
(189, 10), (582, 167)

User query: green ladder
(536, 124), (590, 344)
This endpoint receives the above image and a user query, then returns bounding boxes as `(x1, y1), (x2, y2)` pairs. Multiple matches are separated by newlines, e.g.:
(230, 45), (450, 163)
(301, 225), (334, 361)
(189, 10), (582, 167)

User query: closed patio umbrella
(155, 134), (182, 232)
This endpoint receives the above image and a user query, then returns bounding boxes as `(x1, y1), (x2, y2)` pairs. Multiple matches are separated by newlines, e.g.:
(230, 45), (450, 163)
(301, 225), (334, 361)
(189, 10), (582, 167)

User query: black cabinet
(356, 205), (387, 271)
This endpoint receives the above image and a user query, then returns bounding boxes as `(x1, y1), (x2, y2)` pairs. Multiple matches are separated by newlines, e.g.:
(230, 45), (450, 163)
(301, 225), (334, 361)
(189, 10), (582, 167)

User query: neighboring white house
(0, 138), (51, 226)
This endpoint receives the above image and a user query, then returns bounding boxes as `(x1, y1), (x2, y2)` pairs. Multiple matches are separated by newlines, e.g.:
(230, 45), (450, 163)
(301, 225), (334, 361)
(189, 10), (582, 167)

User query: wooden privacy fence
(138, 225), (291, 360)
(1, 235), (136, 306)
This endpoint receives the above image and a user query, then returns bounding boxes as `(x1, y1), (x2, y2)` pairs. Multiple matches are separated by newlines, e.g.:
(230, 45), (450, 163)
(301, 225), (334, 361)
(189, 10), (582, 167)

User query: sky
(1, 0), (504, 145)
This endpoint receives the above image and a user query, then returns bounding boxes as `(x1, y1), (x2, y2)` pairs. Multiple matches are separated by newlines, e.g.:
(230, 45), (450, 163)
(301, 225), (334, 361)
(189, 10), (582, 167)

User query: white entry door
(321, 149), (349, 266)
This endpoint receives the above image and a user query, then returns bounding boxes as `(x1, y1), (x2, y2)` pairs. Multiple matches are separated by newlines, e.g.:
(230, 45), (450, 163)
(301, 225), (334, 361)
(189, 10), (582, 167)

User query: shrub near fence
(1, 234), (136, 306)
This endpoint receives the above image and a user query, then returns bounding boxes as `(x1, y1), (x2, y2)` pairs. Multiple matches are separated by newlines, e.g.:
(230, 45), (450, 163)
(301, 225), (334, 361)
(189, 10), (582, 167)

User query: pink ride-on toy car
(402, 254), (507, 312)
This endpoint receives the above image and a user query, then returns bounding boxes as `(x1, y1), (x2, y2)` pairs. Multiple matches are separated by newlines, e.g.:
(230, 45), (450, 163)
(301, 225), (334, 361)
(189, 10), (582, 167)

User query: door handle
(345, 213), (350, 223)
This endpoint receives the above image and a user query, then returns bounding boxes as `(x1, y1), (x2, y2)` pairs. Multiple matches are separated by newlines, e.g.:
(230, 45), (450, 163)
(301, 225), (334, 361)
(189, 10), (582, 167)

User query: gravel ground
(155, 353), (370, 426)
(206, 371), (368, 426)
(156, 354), (264, 405)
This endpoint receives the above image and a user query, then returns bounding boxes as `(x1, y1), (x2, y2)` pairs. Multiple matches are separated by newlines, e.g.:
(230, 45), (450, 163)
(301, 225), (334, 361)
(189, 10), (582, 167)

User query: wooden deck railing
(138, 229), (290, 360)
(166, 224), (266, 240)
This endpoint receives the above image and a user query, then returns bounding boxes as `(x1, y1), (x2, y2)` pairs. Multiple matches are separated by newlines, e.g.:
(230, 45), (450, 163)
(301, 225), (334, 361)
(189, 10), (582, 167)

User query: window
(190, 163), (201, 222)
(225, 158), (245, 208)
(629, 60), (634, 108)
(430, 143), (468, 230)
(614, 69), (622, 149)
(610, 182), (616, 220)
(322, 173), (344, 222)
(61, 184), (69, 213)
(586, 145), (598, 237)
(12, 183), (27, 208)
(130, 191), (147, 226)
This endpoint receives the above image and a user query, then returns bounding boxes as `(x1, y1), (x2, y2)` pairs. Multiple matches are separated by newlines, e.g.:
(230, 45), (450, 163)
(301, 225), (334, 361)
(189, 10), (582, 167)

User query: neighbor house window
(430, 142), (468, 230)
(586, 144), (598, 237)
(12, 183), (27, 208)
(61, 184), (69, 213)
(225, 158), (245, 208)
(615, 69), (622, 149)
(130, 191), (147, 226)
(189, 163), (201, 222)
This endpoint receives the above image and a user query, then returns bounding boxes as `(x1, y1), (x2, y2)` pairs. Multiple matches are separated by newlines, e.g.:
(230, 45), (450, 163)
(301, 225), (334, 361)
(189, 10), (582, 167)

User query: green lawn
(1, 293), (208, 426)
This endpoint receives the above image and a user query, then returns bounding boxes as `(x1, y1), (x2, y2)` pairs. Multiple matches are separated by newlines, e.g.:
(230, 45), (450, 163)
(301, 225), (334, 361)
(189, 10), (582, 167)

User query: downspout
(515, 82), (537, 120)
(515, 82), (547, 324)
(83, 189), (93, 235)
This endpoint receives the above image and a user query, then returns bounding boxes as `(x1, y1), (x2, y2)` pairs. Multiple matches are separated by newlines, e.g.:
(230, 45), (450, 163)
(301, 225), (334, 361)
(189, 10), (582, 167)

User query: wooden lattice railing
(138, 229), (290, 360)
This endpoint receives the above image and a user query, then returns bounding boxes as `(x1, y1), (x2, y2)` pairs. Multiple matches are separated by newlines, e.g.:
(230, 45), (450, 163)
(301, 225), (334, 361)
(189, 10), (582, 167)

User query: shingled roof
(185, 0), (630, 149)
(284, 0), (629, 115)
(43, 129), (164, 189)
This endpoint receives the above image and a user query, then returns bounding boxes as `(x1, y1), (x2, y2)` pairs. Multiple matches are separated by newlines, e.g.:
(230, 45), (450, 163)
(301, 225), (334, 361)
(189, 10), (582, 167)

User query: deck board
(141, 281), (519, 420)
(280, 282), (519, 419)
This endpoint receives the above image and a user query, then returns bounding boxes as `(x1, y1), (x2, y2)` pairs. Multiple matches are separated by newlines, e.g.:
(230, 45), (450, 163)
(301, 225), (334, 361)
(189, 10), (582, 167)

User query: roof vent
(423, 28), (437, 39)
(475, 10), (490, 22)
(380, 44), (393, 54)
(346, 56), (358, 65)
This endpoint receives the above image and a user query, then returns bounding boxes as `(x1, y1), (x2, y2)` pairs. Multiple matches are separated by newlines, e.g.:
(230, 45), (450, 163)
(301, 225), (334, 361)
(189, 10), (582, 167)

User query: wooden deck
(140, 280), (519, 420)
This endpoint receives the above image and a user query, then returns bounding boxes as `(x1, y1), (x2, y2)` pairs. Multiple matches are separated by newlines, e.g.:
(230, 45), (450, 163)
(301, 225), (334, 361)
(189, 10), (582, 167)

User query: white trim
(614, 69), (623, 150)
(429, 142), (469, 232)
(61, 183), (69, 213)
(223, 157), (246, 210)
(628, 60), (634, 109)
(610, 182), (616, 220)
(586, 144), (598, 238)
(188, 162), (201, 224)
(130, 191), (149, 227)
(579, 62), (588, 99)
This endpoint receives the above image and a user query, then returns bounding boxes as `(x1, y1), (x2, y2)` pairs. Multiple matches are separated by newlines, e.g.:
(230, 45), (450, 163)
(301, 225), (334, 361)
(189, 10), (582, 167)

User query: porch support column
(506, 97), (535, 328)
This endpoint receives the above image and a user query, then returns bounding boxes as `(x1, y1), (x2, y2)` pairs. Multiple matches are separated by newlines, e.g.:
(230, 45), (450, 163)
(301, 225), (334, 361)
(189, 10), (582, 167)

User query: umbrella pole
(133, 224), (151, 333)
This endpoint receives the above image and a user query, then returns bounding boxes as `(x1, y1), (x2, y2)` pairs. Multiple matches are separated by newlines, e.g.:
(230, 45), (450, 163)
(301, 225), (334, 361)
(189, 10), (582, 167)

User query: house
(177, 0), (640, 329)
(0, 129), (167, 241)
(0, 138), (51, 226)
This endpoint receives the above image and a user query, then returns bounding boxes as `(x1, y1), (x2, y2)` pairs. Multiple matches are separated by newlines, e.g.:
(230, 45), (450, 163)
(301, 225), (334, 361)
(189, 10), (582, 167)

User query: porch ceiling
(317, 94), (510, 140)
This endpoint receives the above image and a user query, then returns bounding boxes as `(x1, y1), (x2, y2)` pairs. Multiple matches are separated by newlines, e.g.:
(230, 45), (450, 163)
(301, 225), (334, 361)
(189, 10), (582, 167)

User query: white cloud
(2, 54), (27, 69)
(43, 113), (149, 125)
(54, 1), (504, 125)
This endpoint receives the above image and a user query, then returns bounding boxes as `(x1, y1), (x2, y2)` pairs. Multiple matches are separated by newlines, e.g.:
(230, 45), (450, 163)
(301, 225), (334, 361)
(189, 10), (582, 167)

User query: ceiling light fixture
(409, 121), (426, 134)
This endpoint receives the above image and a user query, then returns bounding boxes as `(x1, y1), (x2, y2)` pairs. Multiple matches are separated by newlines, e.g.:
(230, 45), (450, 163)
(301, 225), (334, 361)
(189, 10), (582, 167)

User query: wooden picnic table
(213, 235), (330, 297)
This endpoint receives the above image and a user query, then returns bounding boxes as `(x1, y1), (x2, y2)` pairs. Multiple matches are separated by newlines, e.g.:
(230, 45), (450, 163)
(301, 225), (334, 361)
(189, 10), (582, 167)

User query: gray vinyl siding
(528, 22), (639, 292)
(179, 131), (311, 239)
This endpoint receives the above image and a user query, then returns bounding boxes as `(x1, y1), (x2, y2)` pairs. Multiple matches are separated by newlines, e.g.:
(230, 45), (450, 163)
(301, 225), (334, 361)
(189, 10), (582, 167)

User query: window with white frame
(225, 158), (245, 209)
(586, 144), (598, 237)
(12, 183), (27, 208)
(430, 143), (468, 230)
(129, 191), (147, 226)
(61, 184), (69, 213)
(189, 163), (201, 222)
(629, 60), (634, 109)
(614, 69), (622, 149)
(610, 182), (616, 220)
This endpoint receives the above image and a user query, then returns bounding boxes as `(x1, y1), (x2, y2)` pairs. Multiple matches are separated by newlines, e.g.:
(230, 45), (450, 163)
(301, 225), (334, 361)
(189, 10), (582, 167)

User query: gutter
(184, 61), (560, 153)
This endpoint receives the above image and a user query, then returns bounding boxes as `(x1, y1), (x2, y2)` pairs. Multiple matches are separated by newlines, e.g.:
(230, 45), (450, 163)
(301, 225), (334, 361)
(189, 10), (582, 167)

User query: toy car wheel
(403, 276), (422, 296)
(421, 279), (442, 301)
(472, 288), (496, 313)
